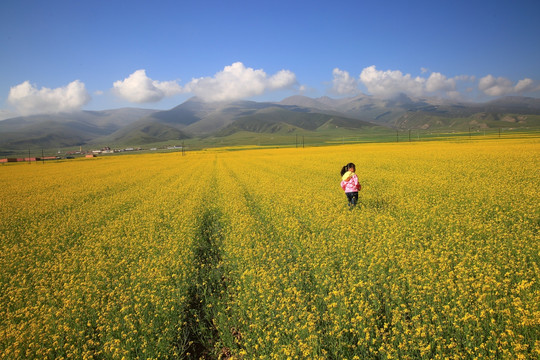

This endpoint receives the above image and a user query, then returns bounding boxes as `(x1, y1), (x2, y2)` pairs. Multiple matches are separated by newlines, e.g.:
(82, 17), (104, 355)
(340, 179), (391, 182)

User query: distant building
(0, 157), (59, 162)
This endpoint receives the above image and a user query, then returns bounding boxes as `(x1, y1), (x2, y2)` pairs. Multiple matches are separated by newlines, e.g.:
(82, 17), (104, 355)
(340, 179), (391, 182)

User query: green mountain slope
(0, 109), (157, 149)
(93, 121), (190, 146)
(215, 107), (378, 136)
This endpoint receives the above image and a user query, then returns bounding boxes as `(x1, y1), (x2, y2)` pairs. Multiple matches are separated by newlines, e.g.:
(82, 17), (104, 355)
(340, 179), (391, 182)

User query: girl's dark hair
(340, 162), (355, 176)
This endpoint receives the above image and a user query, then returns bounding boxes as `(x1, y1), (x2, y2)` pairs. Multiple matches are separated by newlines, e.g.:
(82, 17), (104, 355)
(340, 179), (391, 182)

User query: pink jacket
(341, 172), (361, 193)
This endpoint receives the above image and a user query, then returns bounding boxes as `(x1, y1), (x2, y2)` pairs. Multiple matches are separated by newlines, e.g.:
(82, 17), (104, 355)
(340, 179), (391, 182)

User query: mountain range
(1, 94), (540, 151)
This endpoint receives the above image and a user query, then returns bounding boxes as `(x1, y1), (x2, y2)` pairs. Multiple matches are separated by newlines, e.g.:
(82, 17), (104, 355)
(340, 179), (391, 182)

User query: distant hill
(1, 95), (540, 151)
(216, 107), (377, 136)
(278, 95), (540, 130)
(93, 121), (190, 146)
(0, 108), (157, 149)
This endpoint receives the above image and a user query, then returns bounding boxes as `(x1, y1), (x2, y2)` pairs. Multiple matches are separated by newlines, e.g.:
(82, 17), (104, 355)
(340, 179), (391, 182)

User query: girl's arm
(353, 174), (361, 191)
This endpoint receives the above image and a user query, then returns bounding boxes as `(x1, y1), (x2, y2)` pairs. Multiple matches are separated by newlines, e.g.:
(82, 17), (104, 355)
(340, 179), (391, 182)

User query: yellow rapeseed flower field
(1, 139), (538, 359)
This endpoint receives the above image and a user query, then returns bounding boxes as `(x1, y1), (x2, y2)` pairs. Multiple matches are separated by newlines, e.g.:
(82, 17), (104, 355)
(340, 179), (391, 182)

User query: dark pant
(346, 192), (358, 207)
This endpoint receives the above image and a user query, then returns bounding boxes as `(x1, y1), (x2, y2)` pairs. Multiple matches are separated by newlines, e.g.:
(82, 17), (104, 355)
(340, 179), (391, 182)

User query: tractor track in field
(179, 207), (228, 359)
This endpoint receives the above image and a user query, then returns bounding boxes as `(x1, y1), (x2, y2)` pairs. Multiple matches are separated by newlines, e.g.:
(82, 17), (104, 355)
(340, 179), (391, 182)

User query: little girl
(340, 162), (361, 209)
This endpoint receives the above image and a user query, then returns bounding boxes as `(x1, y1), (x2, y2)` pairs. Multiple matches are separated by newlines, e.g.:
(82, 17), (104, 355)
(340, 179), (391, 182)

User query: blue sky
(1, 0), (539, 118)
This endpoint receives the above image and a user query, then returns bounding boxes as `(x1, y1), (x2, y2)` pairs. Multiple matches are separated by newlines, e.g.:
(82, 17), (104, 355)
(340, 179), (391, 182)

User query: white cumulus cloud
(478, 75), (513, 96)
(514, 78), (536, 93)
(7, 80), (91, 115)
(425, 72), (456, 93)
(357, 66), (477, 99)
(113, 69), (183, 103)
(184, 62), (297, 102)
(479, 75), (538, 96)
(330, 68), (359, 95)
(359, 66), (426, 98)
